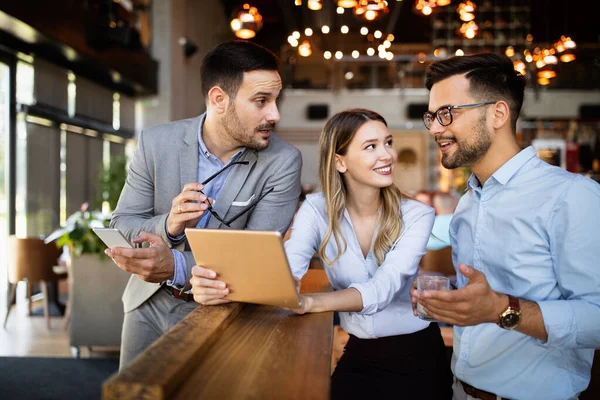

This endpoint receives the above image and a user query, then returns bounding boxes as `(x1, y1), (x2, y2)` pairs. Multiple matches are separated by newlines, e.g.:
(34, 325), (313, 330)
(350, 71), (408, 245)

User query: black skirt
(331, 322), (453, 400)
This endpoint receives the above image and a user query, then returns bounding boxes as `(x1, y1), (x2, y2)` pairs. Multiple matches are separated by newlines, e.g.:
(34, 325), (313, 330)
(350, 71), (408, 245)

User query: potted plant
(44, 155), (130, 357)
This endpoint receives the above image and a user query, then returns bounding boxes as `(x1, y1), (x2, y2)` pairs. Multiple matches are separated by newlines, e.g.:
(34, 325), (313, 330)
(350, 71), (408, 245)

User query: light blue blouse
(285, 193), (435, 339)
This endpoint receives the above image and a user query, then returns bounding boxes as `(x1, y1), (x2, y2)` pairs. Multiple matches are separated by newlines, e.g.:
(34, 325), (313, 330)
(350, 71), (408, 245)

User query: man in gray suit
(106, 41), (302, 368)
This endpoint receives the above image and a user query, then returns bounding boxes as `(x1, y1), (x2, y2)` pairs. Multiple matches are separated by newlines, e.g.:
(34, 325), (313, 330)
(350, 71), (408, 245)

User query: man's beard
(440, 114), (492, 169)
(223, 102), (274, 151)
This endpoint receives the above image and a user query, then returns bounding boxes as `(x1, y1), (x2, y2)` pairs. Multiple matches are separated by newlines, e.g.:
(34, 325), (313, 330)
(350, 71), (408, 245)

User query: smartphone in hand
(92, 228), (133, 249)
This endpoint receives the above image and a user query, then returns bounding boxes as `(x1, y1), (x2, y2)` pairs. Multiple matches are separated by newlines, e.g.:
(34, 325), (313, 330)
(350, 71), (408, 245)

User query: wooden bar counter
(103, 270), (333, 400)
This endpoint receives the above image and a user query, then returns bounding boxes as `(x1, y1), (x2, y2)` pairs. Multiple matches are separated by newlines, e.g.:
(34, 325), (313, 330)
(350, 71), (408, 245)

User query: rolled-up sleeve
(284, 200), (321, 280)
(539, 177), (600, 348)
(350, 205), (434, 315)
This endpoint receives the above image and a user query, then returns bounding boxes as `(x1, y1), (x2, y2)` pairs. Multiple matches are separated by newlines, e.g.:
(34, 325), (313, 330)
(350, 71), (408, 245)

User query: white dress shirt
(285, 193), (435, 339)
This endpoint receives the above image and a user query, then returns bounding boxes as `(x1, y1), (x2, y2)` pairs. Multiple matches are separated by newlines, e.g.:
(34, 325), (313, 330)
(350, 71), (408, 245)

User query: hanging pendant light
(337, 0), (358, 7)
(354, 0), (390, 21)
(307, 0), (323, 10)
(230, 4), (263, 39)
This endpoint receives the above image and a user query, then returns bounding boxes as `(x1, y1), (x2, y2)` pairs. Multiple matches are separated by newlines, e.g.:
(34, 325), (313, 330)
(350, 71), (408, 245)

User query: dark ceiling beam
(385, 1), (404, 36)
(0, 1), (158, 96)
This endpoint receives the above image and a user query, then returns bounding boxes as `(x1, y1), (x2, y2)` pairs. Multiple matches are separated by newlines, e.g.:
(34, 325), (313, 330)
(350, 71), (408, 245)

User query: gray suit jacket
(111, 114), (302, 313)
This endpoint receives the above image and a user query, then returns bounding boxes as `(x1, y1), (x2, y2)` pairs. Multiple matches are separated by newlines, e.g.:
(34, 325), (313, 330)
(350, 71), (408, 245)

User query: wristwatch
(498, 295), (521, 330)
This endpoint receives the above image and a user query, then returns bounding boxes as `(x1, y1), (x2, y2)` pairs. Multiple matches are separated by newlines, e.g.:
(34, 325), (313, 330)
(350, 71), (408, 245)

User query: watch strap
(507, 294), (520, 311)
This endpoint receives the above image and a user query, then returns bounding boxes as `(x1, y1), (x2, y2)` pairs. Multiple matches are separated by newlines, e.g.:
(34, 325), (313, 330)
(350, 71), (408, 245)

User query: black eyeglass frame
(198, 160), (274, 227)
(422, 101), (497, 130)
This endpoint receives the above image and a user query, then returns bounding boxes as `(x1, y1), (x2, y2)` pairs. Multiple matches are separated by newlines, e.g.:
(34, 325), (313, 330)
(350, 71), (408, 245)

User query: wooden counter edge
(103, 302), (244, 400)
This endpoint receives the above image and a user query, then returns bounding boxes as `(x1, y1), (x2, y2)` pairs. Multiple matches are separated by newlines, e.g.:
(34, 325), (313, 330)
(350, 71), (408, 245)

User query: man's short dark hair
(201, 40), (280, 101)
(425, 53), (526, 131)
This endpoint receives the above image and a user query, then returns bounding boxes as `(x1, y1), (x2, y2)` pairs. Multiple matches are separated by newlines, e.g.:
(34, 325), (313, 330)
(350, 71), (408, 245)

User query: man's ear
(492, 101), (510, 130)
(208, 87), (228, 114)
(335, 155), (347, 174)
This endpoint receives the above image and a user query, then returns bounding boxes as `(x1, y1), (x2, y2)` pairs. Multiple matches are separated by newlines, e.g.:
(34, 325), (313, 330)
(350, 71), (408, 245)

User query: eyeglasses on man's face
(199, 160), (274, 227)
(422, 102), (497, 130)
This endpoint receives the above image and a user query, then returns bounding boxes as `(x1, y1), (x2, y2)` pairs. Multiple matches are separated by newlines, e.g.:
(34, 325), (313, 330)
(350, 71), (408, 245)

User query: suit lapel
(179, 116), (202, 191)
(208, 149), (258, 228)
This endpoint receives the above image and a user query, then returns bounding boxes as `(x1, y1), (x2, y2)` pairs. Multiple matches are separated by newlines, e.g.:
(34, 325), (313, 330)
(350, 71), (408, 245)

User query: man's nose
(265, 102), (280, 124)
(428, 117), (445, 137)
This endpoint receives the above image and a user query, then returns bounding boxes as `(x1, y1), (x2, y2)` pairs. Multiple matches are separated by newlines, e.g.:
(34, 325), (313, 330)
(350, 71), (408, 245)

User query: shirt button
(461, 352), (467, 359)
(475, 239), (480, 246)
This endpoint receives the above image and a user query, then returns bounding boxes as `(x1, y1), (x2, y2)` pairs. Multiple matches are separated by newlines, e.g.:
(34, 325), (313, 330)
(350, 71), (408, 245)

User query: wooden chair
(419, 246), (455, 277)
(4, 236), (63, 330)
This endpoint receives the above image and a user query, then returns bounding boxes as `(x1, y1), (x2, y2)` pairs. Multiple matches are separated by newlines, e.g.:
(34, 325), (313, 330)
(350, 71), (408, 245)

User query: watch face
(503, 312), (520, 328)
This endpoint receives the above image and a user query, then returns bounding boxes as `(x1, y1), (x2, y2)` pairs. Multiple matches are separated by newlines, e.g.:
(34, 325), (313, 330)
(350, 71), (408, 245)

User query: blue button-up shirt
(450, 146), (600, 400)
(168, 116), (244, 287)
(285, 193), (435, 338)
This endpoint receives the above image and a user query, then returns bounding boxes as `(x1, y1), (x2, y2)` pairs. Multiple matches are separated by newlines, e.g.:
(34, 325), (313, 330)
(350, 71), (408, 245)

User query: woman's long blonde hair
(318, 108), (403, 266)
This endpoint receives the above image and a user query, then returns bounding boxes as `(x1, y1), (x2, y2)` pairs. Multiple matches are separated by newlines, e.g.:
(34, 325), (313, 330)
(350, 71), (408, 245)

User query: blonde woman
(285, 109), (451, 399)
(190, 108), (452, 398)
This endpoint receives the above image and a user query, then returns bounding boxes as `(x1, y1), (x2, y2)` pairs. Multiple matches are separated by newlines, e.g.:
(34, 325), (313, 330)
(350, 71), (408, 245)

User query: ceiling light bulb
(387, 34), (395, 41)
(537, 69), (556, 79)
(505, 46), (515, 58)
(538, 77), (551, 86)
(305, 28), (313, 36)
(337, 6), (344, 14)
(455, 49), (465, 56)
(460, 12), (475, 21)
(374, 30), (382, 39)
(544, 55), (558, 65)
(383, 40), (391, 48)
(352, 50), (359, 58)
(341, 25), (349, 34)
(337, 0), (358, 7)
(562, 37), (576, 49)
(560, 53), (576, 63)
(360, 27), (369, 35)
(365, 10), (378, 20)
(335, 51), (343, 59)
(324, 51), (332, 59)
(344, 71), (354, 80)
(298, 40), (312, 57)
(386, 52), (394, 61)
(367, 47), (375, 56)
(292, 31), (300, 39)
(321, 25), (330, 34)
(423, 5), (432, 15)
(230, 19), (241, 31)
(307, 0), (323, 11)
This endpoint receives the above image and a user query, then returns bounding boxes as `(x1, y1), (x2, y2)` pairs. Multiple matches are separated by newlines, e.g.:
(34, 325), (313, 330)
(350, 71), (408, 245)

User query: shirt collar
(198, 114), (246, 162)
(466, 146), (537, 190)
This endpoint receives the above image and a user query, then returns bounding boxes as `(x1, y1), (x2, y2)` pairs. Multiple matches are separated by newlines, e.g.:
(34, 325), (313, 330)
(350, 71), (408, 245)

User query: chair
(419, 246), (455, 277)
(4, 236), (63, 330)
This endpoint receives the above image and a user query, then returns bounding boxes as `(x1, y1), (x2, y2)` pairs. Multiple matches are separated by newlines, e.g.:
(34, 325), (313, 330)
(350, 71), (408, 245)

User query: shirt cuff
(165, 249), (187, 288)
(537, 300), (575, 347)
(164, 216), (186, 244)
(348, 282), (378, 315)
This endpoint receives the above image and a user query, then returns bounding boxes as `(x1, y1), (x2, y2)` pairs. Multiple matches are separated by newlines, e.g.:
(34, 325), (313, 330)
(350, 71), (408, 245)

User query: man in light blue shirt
(414, 53), (600, 400)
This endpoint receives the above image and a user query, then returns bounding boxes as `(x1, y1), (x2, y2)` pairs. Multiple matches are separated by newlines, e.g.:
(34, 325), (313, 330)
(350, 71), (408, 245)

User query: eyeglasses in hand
(199, 161), (274, 227)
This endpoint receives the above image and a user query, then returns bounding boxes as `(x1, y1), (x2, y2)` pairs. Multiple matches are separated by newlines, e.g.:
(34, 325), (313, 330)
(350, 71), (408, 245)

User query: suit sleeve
(110, 131), (171, 245)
